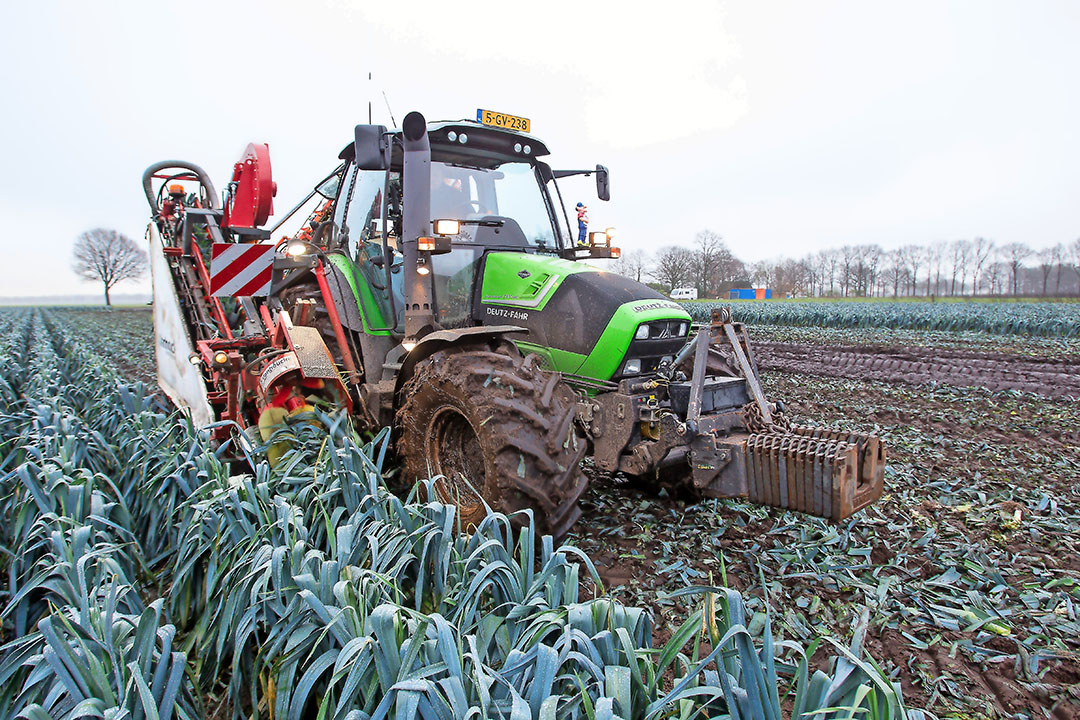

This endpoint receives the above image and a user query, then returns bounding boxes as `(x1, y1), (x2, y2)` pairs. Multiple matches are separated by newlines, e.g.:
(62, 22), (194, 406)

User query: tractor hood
(476, 252), (692, 380)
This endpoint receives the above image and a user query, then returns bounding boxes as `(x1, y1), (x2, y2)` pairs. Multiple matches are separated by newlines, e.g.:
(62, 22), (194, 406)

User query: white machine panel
(150, 226), (215, 428)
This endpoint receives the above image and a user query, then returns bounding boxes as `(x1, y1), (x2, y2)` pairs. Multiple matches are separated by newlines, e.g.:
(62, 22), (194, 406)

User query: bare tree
(837, 246), (856, 297)
(804, 253), (821, 296)
(1069, 238), (1080, 296)
(1050, 243), (1065, 295)
(861, 245), (883, 297)
(999, 242), (1033, 296)
(970, 237), (994, 296)
(651, 246), (695, 292)
(72, 228), (148, 306)
(711, 245), (746, 294)
(897, 245), (925, 296)
(949, 239), (971, 295)
(693, 230), (724, 297)
(1037, 247), (1056, 296)
(984, 261), (1007, 295)
(779, 257), (811, 297)
(612, 249), (651, 283)
(926, 241), (946, 296)
(750, 260), (773, 289)
(885, 249), (905, 297)
(821, 250), (839, 296)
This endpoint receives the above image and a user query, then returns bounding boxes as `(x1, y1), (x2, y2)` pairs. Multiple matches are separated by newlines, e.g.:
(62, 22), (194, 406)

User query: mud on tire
(396, 345), (588, 540)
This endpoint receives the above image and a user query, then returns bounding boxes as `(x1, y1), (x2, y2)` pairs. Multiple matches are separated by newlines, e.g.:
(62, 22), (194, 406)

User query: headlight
(678, 323), (687, 336)
(635, 324), (650, 340)
(624, 358), (641, 374)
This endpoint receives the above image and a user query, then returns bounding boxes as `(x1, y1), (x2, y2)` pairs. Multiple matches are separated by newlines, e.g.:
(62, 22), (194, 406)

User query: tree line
(612, 232), (1080, 298)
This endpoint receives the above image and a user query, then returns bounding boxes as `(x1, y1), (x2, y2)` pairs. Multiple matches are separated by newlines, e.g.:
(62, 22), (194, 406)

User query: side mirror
(595, 164), (610, 201)
(354, 124), (390, 170)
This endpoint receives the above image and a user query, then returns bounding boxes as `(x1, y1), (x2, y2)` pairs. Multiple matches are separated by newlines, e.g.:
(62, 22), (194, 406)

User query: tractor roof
(339, 119), (549, 169)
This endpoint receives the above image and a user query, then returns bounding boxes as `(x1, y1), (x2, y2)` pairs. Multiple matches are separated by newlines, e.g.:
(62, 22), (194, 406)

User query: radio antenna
(382, 91), (397, 128)
(368, 72), (372, 124)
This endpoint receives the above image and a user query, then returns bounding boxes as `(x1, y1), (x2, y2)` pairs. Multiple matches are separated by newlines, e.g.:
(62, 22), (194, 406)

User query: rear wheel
(396, 345), (588, 539)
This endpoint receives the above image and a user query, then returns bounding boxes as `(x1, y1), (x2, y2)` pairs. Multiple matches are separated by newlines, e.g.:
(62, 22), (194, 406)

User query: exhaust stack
(401, 111), (437, 343)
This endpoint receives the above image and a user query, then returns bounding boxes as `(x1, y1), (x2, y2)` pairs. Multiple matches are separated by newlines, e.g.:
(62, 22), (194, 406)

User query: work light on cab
(433, 219), (460, 236)
(587, 226), (620, 259)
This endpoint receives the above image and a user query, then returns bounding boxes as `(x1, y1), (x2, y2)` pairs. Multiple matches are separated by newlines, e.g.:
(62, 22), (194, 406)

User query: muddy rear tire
(396, 345), (588, 540)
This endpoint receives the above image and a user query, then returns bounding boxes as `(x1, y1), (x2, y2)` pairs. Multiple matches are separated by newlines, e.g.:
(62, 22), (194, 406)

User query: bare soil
(571, 335), (1080, 717)
(754, 340), (1080, 398)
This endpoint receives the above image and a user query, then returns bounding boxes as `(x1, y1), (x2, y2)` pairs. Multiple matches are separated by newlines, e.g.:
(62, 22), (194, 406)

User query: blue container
(729, 288), (772, 299)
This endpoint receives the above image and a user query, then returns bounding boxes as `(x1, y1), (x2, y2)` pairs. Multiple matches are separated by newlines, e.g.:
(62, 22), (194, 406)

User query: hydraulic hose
(142, 160), (219, 212)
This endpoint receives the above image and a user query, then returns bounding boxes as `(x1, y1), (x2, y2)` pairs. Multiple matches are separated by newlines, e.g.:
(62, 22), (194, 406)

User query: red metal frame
(222, 143), (275, 229)
(151, 148), (359, 447)
(189, 243), (234, 341)
(194, 336), (267, 441)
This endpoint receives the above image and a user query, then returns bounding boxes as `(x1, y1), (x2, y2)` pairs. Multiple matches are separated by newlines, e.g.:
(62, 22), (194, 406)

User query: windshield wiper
(459, 218), (505, 227)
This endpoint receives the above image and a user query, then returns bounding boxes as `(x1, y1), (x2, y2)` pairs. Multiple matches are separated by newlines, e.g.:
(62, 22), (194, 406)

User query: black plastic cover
(669, 376), (749, 416)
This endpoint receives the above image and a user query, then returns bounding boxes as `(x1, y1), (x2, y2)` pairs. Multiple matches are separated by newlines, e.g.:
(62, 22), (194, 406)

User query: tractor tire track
(754, 342), (1080, 398)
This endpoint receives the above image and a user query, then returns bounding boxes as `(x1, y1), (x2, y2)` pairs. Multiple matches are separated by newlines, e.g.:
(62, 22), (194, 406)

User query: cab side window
(341, 167), (385, 263)
(336, 165), (403, 332)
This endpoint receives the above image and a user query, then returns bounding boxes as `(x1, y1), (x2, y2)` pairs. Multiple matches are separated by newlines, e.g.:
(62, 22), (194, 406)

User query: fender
(321, 261), (368, 332)
(392, 325), (527, 405)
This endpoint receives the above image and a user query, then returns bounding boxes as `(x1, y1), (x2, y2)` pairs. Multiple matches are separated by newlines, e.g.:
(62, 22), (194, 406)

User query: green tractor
(145, 109), (884, 539)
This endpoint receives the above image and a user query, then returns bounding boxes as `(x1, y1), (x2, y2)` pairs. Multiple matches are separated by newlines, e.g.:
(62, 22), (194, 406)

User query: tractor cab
(329, 115), (614, 336)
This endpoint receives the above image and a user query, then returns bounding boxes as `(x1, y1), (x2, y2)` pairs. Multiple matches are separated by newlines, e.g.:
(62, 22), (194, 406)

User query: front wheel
(396, 345), (588, 540)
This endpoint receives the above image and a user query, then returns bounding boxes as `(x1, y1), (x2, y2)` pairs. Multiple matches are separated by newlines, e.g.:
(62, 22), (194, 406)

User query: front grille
(643, 319), (685, 339)
(613, 333), (687, 380)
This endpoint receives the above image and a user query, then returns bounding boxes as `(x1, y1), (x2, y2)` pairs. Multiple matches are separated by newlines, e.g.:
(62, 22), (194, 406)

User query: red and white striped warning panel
(210, 243), (275, 297)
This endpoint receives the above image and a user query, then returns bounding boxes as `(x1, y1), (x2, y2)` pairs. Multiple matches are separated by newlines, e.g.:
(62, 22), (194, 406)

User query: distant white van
(670, 287), (698, 300)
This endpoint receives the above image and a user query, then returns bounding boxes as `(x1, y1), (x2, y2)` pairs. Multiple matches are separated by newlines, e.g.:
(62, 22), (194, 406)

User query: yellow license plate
(476, 109), (530, 133)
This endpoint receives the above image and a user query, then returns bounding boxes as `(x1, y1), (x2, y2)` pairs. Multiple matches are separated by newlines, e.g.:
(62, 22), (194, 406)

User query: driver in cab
(431, 165), (478, 220)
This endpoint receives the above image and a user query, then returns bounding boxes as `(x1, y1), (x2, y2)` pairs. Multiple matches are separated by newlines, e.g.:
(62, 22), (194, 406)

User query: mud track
(755, 341), (1080, 398)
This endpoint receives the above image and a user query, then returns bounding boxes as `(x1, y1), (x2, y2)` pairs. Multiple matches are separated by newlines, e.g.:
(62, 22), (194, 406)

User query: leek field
(0, 307), (907, 720)
(682, 300), (1080, 338)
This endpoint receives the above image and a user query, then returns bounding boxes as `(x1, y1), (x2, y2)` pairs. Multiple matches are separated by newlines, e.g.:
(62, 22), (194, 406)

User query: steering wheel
(449, 200), (490, 218)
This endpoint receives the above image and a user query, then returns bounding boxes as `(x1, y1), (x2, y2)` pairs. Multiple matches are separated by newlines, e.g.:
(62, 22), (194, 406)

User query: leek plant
(0, 309), (913, 720)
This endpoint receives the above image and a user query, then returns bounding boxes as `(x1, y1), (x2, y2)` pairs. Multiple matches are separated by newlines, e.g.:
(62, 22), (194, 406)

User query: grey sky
(1, 0), (1077, 297)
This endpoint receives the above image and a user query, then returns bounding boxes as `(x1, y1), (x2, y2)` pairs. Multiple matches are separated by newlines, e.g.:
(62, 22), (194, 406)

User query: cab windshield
(334, 156), (565, 332)
(430, 161), (559, 250)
